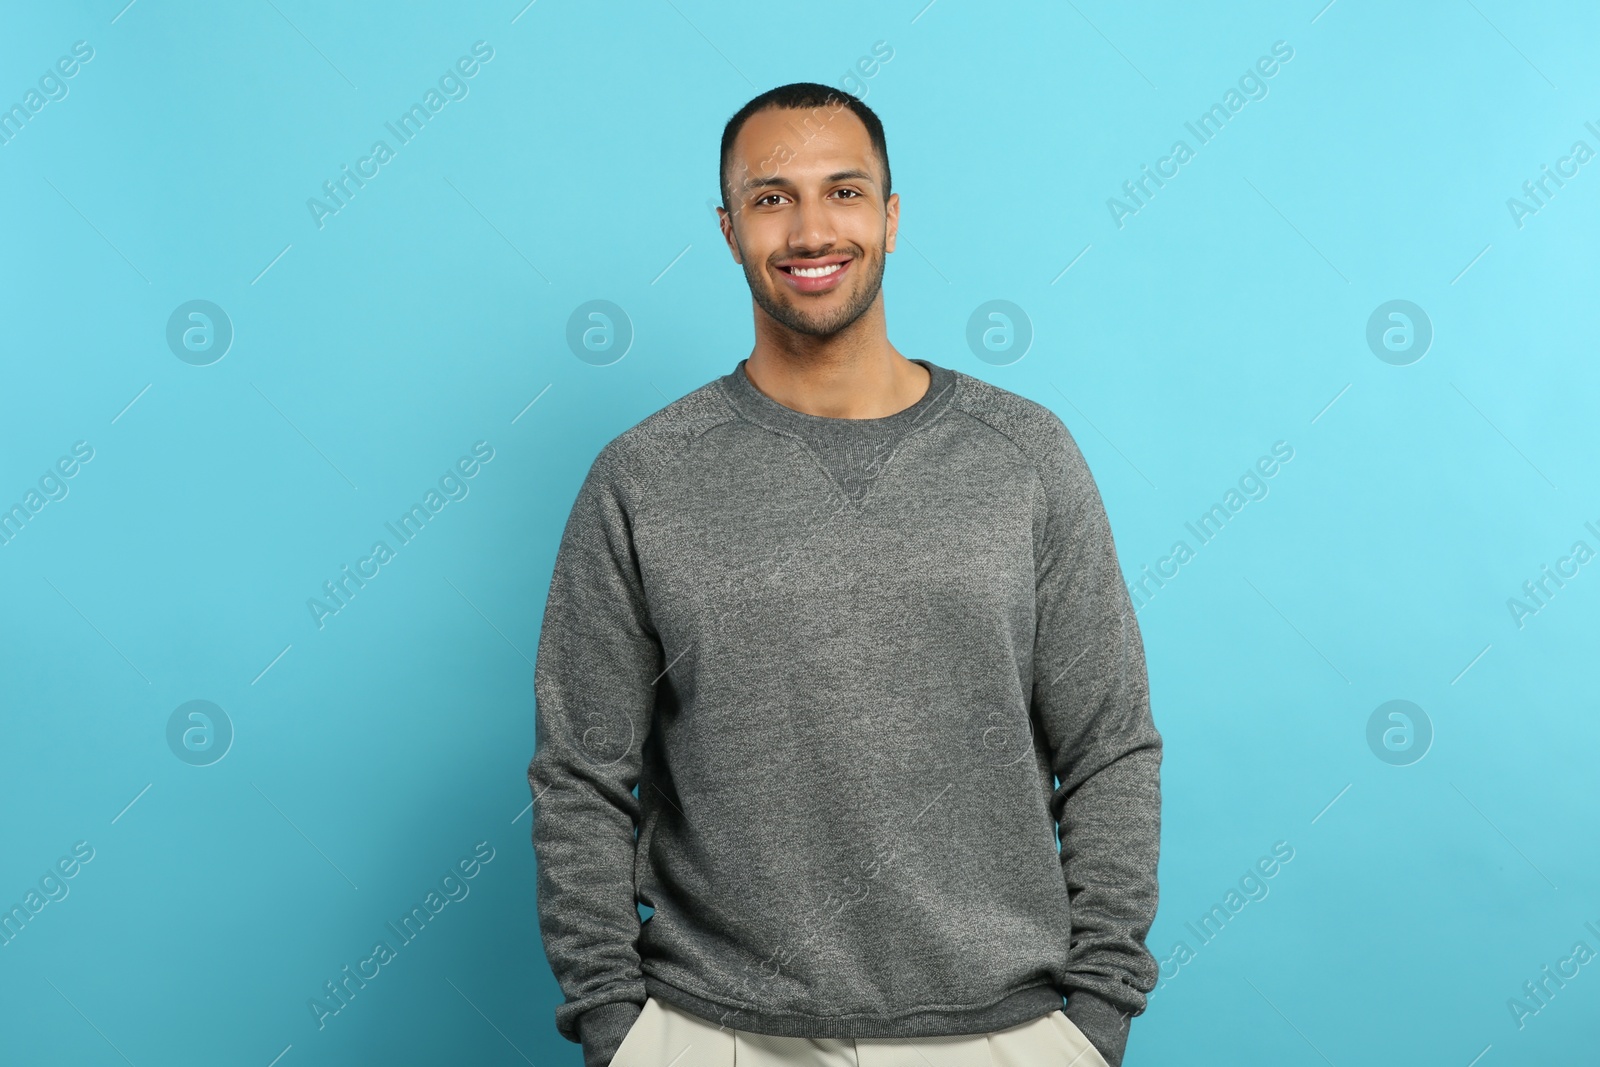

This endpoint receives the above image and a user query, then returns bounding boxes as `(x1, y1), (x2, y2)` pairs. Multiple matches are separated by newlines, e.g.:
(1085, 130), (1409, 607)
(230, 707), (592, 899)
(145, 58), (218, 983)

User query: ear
(718, 206), (743, 264)
(884, 192), (899, 255)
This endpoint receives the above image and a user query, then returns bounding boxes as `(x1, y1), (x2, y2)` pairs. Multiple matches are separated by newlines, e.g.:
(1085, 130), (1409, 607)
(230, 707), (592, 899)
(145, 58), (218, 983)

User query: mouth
(776, 255), (853, 293)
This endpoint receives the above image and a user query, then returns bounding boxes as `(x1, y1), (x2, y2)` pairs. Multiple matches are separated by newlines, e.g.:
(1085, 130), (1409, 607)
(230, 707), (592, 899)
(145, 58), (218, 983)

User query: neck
(744, 301), (929, 419)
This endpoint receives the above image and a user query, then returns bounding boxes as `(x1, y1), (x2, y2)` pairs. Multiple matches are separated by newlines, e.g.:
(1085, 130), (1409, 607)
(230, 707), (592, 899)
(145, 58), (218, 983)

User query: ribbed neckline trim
(717, 358), (958, 439)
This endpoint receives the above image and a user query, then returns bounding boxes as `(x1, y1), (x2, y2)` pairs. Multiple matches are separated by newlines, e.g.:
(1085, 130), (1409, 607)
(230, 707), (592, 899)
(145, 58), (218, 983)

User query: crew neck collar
(719, 358), (957, 438)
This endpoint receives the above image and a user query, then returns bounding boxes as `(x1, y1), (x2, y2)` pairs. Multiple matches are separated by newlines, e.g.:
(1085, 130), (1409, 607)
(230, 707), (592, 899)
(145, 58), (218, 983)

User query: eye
(833, 188), (862, 199)
(755, 193), (787, 207)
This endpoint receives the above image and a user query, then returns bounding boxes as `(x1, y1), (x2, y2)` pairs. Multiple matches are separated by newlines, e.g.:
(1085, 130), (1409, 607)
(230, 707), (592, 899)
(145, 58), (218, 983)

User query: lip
(776, 256), (853, 294)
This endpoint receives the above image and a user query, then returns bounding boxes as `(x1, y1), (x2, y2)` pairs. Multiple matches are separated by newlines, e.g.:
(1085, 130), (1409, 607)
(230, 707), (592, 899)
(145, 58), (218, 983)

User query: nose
(788, 194), (838, 255)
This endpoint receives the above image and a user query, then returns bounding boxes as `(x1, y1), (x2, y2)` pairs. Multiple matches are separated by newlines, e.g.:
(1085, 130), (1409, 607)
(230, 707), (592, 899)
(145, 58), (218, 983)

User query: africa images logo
(307, 842), (496, 1029)
(306, 41), (495, 230)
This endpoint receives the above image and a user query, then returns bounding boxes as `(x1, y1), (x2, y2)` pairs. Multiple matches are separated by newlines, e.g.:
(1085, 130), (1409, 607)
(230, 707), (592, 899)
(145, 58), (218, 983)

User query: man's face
(718, 104), (898, 338)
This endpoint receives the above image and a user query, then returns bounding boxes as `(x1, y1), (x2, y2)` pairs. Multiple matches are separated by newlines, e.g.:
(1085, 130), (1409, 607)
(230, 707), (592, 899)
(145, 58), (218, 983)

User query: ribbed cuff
(1063, 989), (1134, 1067)
(578, 1000), (643, 1067)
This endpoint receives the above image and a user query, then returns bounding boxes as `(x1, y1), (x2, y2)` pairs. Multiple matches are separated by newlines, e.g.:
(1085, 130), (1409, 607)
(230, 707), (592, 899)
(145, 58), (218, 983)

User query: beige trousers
(609, 995), (1113, 1067)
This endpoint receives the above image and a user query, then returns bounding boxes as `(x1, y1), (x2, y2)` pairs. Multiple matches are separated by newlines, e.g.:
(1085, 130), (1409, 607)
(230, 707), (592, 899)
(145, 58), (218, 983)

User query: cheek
(741, 229), (784, 266)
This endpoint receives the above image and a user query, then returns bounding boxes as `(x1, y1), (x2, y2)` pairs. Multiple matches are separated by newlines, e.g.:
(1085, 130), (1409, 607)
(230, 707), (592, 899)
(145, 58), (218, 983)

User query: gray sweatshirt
(529, 358), (1162, 1067)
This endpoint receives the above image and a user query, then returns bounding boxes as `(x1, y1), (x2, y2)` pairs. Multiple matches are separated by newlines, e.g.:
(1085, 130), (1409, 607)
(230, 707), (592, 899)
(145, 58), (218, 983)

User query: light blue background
(3, 1), (1597, 1064)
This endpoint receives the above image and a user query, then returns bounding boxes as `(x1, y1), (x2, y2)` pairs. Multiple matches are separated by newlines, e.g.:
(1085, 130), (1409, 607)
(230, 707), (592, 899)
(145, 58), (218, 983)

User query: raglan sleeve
(528, 443), (661, 1067)
(1030, 413), (1162, 1067)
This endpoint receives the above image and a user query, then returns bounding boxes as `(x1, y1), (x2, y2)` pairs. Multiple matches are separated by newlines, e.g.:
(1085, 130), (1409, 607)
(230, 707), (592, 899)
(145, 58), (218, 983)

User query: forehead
(728, 104), (877, 186)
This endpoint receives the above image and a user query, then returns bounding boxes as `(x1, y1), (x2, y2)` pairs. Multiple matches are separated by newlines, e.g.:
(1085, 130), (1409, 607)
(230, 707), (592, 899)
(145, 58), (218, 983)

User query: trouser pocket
(1049, 1010), (1112, 1067)
(607, 998), (656, 1067)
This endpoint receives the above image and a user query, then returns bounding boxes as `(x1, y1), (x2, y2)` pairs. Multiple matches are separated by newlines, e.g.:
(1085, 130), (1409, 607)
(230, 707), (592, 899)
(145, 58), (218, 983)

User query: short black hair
(719, 82), (891, 213)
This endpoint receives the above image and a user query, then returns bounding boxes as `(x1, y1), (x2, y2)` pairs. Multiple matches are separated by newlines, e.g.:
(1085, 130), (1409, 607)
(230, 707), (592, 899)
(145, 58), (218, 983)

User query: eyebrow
(740, 168), (876, 193)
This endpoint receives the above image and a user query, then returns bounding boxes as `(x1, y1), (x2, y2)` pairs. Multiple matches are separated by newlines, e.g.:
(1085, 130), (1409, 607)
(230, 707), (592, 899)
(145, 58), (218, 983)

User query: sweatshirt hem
(640, 973), (1063, 1039)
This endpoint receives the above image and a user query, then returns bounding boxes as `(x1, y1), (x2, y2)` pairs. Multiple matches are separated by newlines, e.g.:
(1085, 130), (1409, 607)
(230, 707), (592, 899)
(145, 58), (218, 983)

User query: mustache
(769, 246), (865, 265)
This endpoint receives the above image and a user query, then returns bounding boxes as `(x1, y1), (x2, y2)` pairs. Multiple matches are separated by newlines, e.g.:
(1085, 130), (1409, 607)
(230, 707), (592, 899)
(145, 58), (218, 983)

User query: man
(530, 82), (1162, 1067)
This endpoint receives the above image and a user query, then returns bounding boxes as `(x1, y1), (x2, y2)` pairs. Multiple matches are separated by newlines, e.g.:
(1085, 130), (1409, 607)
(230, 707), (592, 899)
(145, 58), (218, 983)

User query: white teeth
(787, 262), (843, 278)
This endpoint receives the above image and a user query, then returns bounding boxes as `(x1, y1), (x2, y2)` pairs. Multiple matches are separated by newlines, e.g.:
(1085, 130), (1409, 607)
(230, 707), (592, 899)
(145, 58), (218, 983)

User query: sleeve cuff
(1063, 988), (1135, 1067)
(578, 999), (644, 1067)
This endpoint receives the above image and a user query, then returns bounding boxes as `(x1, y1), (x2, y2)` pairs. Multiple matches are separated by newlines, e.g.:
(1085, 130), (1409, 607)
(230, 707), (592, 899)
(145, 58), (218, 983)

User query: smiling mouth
(776, 257), (853, 292)
(781, 261), (847, 278)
